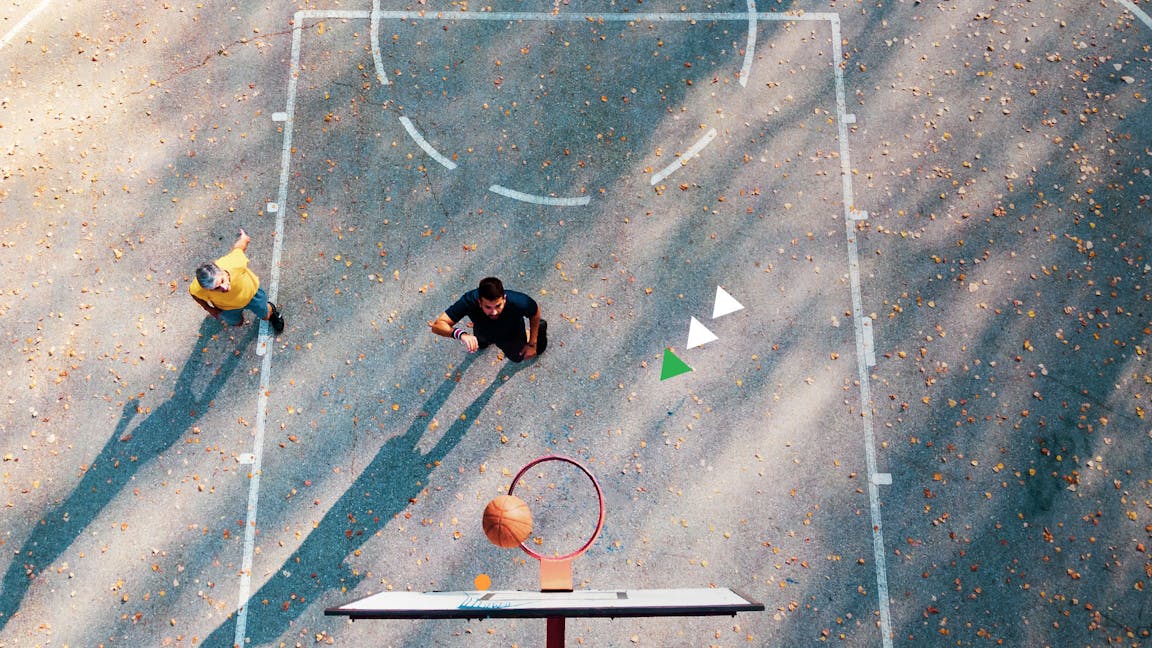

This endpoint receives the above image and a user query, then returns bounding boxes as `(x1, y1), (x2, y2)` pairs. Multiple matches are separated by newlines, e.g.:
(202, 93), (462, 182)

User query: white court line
(830, 14), (894, 648)
(373, 10), (832, 22)
(489, 184), (591, 206)
(0, 0), (52, 51)
(297, 9), (370, 19)
(650, 128), (717, 185)
(1114, 0), (1152, 30)
(225, 9), (895, 648)
(367, 9), (824, 199)
(368, 10), (833, 85)
(399, 116), (458, 170)
(231, 10), (312, 645)
(371, 0), (388, 85)
(740, 0), (757, 87)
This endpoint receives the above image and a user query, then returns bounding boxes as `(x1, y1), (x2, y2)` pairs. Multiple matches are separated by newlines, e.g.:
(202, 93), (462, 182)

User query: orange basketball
(482, 495), (533, 548)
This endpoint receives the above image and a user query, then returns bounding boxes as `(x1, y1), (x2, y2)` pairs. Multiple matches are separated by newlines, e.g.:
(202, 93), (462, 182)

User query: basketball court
(1, 1), (1150, 647)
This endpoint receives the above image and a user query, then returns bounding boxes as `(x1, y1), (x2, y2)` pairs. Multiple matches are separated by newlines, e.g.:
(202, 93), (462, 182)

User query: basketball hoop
(507, 455), (605, 592)
(508, 455), (606, 647)
(326, 457), (764, 648)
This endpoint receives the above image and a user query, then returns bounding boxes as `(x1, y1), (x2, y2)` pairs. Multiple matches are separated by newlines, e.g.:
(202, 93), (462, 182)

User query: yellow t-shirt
(188, 249), (260, 310)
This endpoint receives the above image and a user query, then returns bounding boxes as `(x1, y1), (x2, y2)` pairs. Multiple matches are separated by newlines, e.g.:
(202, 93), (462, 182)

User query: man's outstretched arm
(233, 228), (251, 252)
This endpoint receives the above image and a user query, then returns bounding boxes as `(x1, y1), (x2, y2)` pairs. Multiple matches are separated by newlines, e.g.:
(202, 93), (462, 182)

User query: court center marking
(740, 0), (757, 87)
(489, 184), (592, 206)
(830, 14), (894, 648)
(650, 127), (717, 186)
(0, 0), (52, 51)
(399, 116), (458, 170)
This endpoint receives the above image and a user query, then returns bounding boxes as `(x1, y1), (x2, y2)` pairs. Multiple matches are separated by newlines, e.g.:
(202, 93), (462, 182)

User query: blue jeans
(219, 287), (270, 326)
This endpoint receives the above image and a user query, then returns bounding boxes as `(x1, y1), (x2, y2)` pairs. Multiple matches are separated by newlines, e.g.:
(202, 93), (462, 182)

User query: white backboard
(325, 587), (763, 620)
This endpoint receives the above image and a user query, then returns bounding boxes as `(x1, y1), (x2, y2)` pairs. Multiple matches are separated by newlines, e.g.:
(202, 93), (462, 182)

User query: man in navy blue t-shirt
(429, 277), (548, 362)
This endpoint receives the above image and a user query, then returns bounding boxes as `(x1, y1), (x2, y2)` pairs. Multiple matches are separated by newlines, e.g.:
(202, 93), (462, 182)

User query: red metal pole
(546, 617), (565, 648)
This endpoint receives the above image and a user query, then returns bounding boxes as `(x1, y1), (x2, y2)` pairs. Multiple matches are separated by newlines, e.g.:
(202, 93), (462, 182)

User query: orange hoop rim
(508, 455), (605, 561)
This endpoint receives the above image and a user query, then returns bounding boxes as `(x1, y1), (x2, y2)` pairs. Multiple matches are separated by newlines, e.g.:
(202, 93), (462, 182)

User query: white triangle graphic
(712, 286), (744, 319)
(686, 316), (719, 349)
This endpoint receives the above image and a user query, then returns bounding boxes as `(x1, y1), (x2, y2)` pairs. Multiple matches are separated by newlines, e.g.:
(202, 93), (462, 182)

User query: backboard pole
(546, 617), (565, 648)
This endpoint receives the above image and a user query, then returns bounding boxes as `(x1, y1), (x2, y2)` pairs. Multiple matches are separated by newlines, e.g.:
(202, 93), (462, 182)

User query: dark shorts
(475, 320), (547, 363)
(474, 327), (527, 361)
(219, 287), (269, 326)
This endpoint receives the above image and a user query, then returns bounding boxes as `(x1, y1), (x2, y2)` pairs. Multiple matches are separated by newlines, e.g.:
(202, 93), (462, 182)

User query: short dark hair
(478, 277), (504, 301)
(196, 263), (223, 288)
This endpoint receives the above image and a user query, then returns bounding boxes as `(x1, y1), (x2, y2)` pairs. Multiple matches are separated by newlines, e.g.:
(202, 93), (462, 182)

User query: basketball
(482, 495), (533, 548)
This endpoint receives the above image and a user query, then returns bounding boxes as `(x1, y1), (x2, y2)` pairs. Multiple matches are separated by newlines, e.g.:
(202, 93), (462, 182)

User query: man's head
(477, 276), (505, 319)
(196, 263), (231, 292)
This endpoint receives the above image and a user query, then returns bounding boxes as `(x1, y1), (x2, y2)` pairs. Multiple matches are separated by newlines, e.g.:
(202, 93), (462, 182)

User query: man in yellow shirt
(189, 228), (285, 334)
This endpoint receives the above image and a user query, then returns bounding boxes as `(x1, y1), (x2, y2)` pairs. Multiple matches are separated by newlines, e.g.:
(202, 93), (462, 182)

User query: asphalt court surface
(2, 1), (1151, 648)
(219, 12), (875, 646)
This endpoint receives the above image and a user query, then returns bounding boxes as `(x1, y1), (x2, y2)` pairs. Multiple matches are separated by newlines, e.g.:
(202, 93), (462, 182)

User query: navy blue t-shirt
(445, 289), (538, 342)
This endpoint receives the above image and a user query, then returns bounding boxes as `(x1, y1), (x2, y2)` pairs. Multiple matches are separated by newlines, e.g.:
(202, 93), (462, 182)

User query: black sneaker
(268, 302), (285, 334)
(536, 319), (548, 355)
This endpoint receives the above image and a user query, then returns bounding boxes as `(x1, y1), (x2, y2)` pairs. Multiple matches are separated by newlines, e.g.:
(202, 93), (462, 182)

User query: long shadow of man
(0, 320), (254, 630)
(202, 356), (526, 648)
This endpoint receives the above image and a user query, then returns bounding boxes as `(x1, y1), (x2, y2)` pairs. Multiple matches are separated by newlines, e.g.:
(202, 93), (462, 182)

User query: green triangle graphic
(660, 348), (692, 380)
